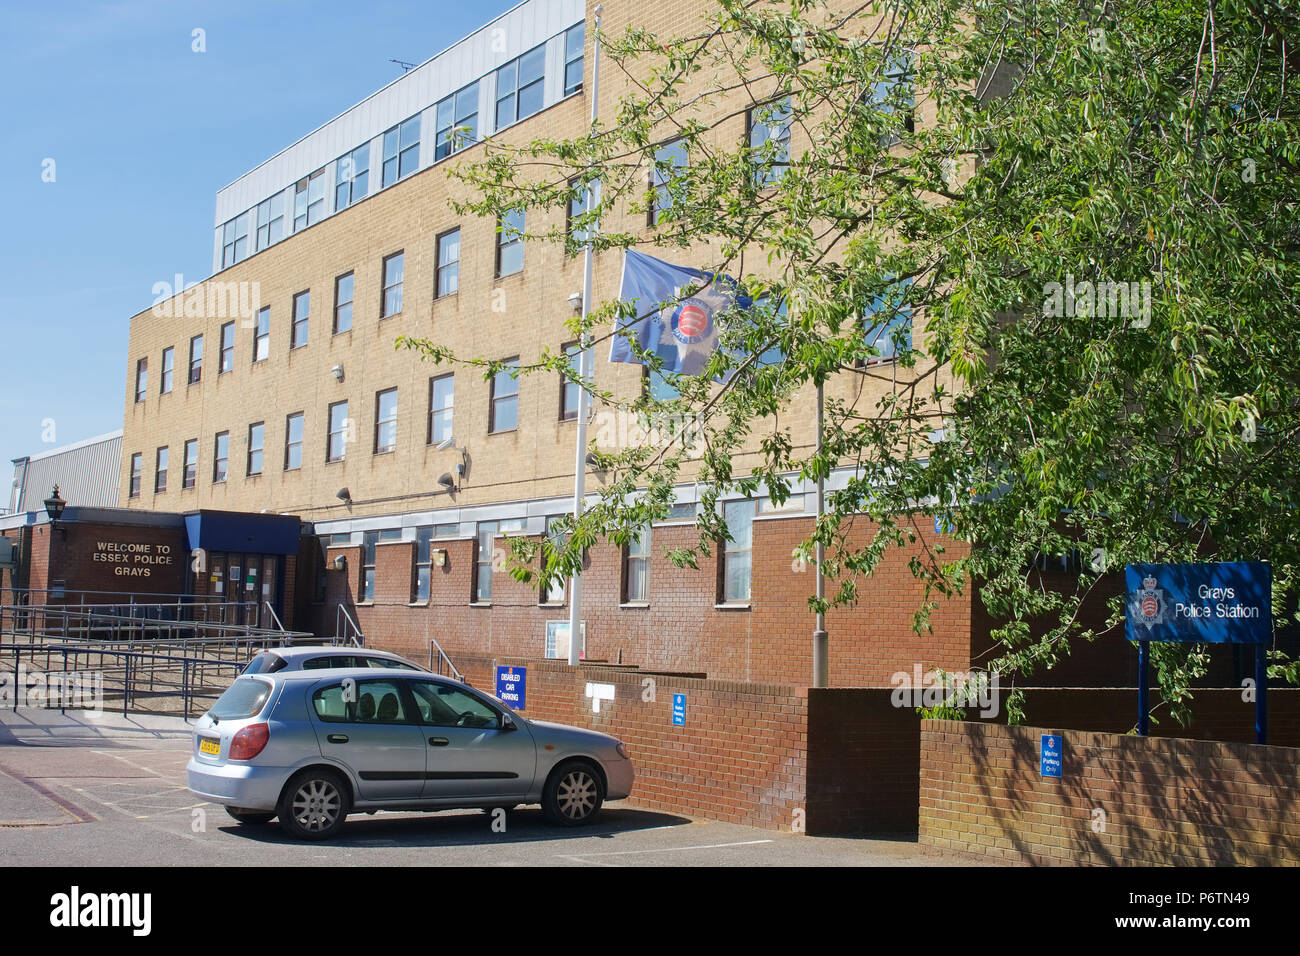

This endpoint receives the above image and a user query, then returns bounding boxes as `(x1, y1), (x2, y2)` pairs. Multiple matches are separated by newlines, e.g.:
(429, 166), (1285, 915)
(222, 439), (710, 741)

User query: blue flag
(609, 250), (747, 376)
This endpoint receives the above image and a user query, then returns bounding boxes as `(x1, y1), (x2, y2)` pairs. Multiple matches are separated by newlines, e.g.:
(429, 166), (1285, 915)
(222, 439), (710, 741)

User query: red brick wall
(5, 520), (186, 601)
(454, 655), (807, 830)
(919, 719), (1300, 865)
(346, 515), (979, 688)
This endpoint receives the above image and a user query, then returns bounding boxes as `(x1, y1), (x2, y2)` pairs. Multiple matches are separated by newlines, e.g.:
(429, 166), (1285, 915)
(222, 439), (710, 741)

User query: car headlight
(616, 742), (630, 760)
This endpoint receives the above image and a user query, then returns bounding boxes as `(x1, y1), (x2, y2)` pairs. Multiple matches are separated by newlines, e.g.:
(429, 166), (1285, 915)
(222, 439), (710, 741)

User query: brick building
(109, 0), (1161, 687)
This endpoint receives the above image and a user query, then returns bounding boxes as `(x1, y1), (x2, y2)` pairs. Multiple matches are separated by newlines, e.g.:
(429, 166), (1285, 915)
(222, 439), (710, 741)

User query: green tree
(399, 0), (1300, 725)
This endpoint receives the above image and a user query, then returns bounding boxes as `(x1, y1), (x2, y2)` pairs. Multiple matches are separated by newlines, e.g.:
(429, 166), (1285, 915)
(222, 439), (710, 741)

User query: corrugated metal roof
(10, 431), (122, 513)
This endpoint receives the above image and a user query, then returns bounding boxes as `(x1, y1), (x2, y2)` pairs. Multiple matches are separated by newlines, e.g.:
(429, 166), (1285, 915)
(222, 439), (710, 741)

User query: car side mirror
(500, 714), (517, 732)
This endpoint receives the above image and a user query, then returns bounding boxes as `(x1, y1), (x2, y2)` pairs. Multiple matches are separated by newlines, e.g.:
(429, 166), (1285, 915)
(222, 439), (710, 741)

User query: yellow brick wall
(119, 0), (951, 520)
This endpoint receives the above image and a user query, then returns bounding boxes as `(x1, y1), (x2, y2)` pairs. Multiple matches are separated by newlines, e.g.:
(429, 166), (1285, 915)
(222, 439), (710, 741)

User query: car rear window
(210, 678), (273, 720)
(242, 652), (287, 674)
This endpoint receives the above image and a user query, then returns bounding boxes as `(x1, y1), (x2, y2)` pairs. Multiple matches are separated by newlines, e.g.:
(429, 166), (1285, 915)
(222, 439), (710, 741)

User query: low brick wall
(456, 655), (807, 830)
(919, 719), (1300, 865)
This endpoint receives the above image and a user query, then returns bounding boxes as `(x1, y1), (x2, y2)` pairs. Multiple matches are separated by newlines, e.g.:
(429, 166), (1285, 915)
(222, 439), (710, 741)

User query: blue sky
(0, 0), (518, 476)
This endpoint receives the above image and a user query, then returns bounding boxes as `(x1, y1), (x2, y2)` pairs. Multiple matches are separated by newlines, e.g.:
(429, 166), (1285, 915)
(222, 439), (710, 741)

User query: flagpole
(568, 5), (602, 666)
(813, 380), (828, 686)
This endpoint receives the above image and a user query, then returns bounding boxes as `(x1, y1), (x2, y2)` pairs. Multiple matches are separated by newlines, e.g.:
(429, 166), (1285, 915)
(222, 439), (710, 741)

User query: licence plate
(198, 737), (221, 756)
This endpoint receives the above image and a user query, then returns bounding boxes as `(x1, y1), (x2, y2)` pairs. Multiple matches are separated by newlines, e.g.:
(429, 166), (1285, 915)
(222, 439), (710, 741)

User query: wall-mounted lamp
(336, 487), (352, 505)
(568, 291), (583, 314)
(332, 554), (347, 571)
(43, 485), (67, 537)
(437, 473), (456, 491)
(431, 548), (447, 568)
(331, 364), (345, 383)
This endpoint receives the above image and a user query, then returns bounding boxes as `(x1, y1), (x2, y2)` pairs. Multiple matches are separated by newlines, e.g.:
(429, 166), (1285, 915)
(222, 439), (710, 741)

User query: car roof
(257, 667), (462, 684)
(258, 645), (407, 660)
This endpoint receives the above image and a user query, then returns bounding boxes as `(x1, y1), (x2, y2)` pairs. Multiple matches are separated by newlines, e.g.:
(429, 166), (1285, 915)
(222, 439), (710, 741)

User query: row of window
(219, 24), (585, 270)
(345, 498), (772, 608)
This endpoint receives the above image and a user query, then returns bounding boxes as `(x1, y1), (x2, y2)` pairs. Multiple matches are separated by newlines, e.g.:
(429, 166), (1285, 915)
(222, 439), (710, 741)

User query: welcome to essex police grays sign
(1125, 561), (1270, 644)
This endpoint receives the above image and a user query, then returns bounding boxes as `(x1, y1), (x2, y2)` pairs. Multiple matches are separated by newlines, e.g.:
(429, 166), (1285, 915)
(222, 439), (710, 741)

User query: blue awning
(183, 510), (302, 555)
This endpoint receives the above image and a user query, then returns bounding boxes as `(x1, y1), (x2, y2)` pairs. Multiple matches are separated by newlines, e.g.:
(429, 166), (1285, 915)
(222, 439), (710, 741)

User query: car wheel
(226, 807), (276, 825)
(278, 769), (350, 841)
(543, 761), (604, 826)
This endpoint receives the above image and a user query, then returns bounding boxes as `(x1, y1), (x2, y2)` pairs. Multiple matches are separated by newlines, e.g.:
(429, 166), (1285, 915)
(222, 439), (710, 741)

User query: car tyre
(226, 807), (276, 825)
(278, 769), (350, 841)
(542, 761), (604, 826)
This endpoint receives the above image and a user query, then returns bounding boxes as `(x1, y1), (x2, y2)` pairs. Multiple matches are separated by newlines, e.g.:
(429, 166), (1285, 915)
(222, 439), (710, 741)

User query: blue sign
(1125, 562), (1271, 644)
(1040, 734), (1062, 778)
(495, 666), (526, 710)
(672, 693), (686, 726)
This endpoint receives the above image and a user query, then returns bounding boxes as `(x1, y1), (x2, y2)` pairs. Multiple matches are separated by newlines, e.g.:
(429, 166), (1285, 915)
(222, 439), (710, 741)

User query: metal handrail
(335, 605), (363, 647)
(427, 634), (464, 683)
(264, 601), (287, 632)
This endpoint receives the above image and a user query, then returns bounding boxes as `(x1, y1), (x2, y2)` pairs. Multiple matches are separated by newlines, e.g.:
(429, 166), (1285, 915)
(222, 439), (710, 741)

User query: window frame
(327, 400), (349, 463)
(284, 412), (304, 471)
(134, 357), (147, 403)
(255, 194), (284, 251)
(559, 341), (581, 422)
(495, 43), (546, 130)
(428, 374), (454, 445)
(382, 115), (421, 187)
(335, 143), (370, 210)
(649, 138), (688, 227)
(182, 439), (198, 489)
(435, 228), (460, 298)
(380, 251), (404, 318)
(361, 531), (378, 602)
(128, 453), (143, 499)
(219, 321), (235, 374)
(623, 525), (651, 603)
(212, 431), (230, 484)
(291, 290), (310, 349)
(247, 422), (264, 476)
(333, 272), (354, 335)
(253, 308), (270, 362)
(747, 96), (792, 187)
(489, 358), (520, 434)
(154, 446), (168, 494)
(563, 23), (585, 96)
(495, 210), (524, 278)
(719, 499), (755, 604)
(473, 521), (498, 603)
(374, 387), (398, 455)
(161, 347), (174, 394)
(188, 335), (203, 385)
(435, 82), (479, 161)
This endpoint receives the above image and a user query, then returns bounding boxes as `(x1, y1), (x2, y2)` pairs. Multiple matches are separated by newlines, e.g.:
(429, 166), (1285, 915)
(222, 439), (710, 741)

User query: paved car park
(0, 709), (991, 867)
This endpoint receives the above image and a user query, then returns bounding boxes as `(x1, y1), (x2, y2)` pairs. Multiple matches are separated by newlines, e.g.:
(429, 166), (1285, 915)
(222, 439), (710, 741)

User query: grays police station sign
(1125, 561), (1270, 644)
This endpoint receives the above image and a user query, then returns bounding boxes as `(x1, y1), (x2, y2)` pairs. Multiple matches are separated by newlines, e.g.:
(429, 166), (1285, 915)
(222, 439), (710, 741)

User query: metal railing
(335, 605), (364, 647)
(428, 634), (465, 683)
(264, 601), (287, 632)
(0, 602), (320, 718)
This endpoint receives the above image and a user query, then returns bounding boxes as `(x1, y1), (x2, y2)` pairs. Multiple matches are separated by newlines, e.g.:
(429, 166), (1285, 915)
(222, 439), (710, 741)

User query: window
(624, 525), (651, 602)
(255, 194), (284, 251)
(489, 359), (519, 432)
(334, 273), (353, 334)
(867, 53), (915, 146)
(541, 515), (568, 604)
(563, 23), (585, 96)
(335, 144), (370, 210)
(247, 422), (264, 476)
(434, 523), (460, 538)
(188, 335), (203, 384)
(566, 178), (600, 247)
(748, 97), (791, 186)
(221, 212), (249, 268)
(560, 341), (582, 421)
(219, 321), (234, 373)
(721, 500), (755, 602)
(862, 279), (913, 364)
(649, 139), (688, 226)
(381, 252), (403, 317)
(253, 308), (269, 362)
(134, 358), (147, 402)
(213, 432), (229, 483)
(327, 401), (349, 462)
(496, 209), (524, 277)
(312, 678), (408, 723)
(154, 447), (168, 494)
(757, 493), (804, 514)
(435, 82), (478, 160)
(415, 527), (434, 601)
(428, 374), (453, 444)
(291, 291), (309, 348)
(474, 521), (497, 602)
(128, 453), (142, 498)
(382, 116), (421, 187)
(294, 170), (326, 231)
(284, 412), (304, 470)
(644, 355), (680, 401)
(374, 388), (398, 454)
(496, 43), (545, 128)
(161, 347), (174, 393)
(435, 228), (460, 297)
(183, 439), (198, 489)
(408, 681), (499, 729)
(361, 531), (377, 601)
(661, 501), (697, 522)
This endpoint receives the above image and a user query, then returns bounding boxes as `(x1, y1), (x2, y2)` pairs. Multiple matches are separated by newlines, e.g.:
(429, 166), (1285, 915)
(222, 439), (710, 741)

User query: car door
(405, 679), (536, 800)
(307, 676), (427, 802)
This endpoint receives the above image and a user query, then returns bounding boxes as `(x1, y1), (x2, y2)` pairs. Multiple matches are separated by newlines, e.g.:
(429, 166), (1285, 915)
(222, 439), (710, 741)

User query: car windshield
(210, 678), (272, 720)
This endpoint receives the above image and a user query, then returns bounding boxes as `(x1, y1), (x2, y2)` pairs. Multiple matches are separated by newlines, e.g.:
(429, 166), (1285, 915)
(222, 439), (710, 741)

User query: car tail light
(229, 723), (270, 760)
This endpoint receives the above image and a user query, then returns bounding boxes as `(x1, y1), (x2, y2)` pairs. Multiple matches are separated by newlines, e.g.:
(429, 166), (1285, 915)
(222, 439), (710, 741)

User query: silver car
(186, 668), (634, 840)
(240, 645), (429, 674)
